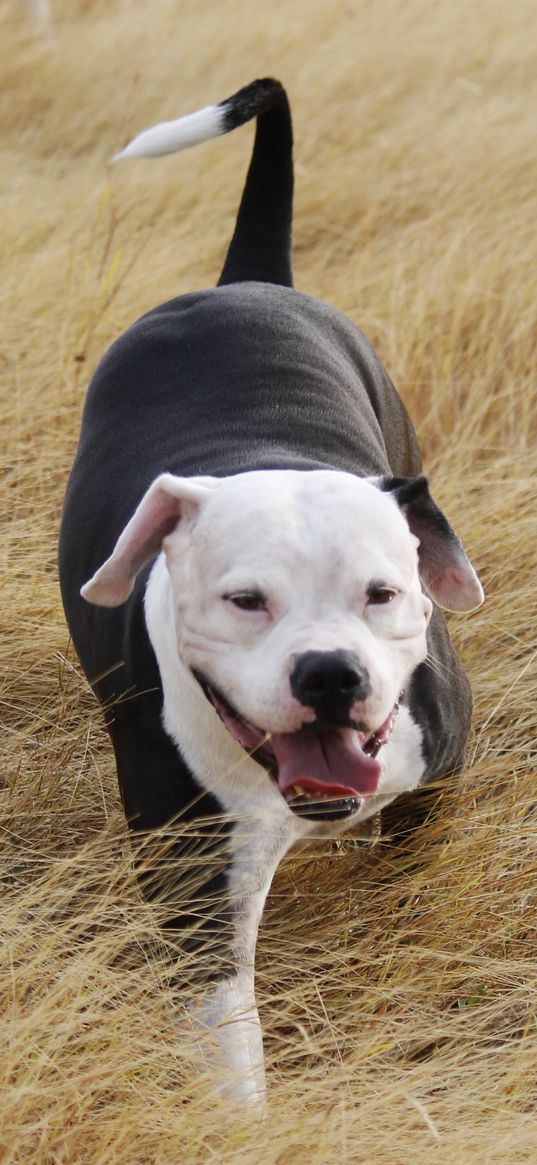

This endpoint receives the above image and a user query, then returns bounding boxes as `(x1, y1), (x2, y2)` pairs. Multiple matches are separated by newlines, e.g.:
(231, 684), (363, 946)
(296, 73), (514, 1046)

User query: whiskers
(424, 651), (459, 682)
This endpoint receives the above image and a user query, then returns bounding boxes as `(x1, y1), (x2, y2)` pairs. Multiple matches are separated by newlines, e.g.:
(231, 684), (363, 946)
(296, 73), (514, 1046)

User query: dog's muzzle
(194, 670), (398, 821)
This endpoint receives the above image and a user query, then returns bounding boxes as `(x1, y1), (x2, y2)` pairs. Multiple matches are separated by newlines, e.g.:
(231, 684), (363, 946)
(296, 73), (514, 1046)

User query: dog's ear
(81, 473), (218, 607)
(379, 475), (484, 612)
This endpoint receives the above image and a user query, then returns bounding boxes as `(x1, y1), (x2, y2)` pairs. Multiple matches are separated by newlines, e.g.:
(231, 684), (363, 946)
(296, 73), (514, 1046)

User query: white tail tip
(112, 104), (224, 163)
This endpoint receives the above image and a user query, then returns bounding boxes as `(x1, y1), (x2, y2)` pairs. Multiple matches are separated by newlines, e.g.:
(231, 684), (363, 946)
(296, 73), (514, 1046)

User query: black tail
(114, 78), (294, 289)
(216, 79), (293, 288)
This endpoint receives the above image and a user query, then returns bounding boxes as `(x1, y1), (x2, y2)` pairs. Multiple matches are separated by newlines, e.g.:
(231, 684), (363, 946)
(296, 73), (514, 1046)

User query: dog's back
(60, 285), (421, 622)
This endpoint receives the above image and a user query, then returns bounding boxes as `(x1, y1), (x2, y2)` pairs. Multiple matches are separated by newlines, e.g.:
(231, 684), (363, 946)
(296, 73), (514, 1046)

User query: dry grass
(1, 0), (537, 1160)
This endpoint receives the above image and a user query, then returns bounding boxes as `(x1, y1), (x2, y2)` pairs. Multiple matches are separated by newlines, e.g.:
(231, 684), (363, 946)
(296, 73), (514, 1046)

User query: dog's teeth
(291, 784), (313, 800)
(290, 784), (327, 801)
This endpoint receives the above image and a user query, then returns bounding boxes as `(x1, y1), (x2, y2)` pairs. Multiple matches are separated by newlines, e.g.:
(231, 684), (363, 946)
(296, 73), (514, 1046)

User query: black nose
(290, 650), (371, 721)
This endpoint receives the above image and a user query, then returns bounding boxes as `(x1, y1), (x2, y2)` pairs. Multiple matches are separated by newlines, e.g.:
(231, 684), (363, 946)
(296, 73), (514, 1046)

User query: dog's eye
(367, 585), (397, 605)
(226, 591), (267, 612)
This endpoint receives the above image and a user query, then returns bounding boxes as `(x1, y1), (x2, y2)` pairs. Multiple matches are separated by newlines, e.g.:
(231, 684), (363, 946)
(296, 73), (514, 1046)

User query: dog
(59, 79), (483, 1106)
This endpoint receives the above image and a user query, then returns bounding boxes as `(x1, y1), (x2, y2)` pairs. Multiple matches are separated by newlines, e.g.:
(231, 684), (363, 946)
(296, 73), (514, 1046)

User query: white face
(163, 469), (432, 737)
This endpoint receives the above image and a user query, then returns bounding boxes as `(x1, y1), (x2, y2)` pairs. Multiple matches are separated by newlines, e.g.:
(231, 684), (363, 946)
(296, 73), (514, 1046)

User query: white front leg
(189, 967), (267, 1105)
(187, 816), (294, 1106)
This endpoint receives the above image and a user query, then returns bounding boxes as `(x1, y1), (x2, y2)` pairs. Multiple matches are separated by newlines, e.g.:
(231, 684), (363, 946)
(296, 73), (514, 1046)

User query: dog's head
(82, 469), (482, 817)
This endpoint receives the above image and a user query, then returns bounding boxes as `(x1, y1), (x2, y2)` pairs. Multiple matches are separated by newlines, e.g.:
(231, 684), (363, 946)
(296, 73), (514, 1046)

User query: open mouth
(194, 672), (398, 821)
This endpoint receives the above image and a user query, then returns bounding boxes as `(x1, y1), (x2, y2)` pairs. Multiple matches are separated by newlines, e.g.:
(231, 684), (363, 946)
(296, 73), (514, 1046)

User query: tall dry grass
(1, 0), (536, 1160)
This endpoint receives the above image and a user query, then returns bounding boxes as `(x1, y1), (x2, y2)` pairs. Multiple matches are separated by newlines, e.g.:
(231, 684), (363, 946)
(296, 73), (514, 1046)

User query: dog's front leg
(188, 901), (267, 1106)
(188, 815), (293, 1107)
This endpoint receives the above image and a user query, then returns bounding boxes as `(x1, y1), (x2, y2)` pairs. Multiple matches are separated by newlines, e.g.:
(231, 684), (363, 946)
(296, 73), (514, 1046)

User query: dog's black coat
(59, 80), (472, 964)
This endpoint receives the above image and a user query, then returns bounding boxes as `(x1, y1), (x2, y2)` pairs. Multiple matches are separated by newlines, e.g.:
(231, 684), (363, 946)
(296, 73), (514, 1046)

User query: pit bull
(59, 78), (483, 1105)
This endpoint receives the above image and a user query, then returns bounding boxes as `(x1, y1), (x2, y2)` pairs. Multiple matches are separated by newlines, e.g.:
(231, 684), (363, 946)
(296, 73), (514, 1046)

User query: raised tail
(114, 78), (294, 288)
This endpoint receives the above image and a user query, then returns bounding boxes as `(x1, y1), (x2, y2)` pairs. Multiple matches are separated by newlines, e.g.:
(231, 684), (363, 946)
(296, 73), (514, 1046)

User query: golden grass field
(1, 0), (536, 1160)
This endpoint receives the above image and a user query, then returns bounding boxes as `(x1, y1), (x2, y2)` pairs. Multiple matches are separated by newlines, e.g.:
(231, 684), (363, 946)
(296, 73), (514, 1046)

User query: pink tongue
(270, 729), (381, 799)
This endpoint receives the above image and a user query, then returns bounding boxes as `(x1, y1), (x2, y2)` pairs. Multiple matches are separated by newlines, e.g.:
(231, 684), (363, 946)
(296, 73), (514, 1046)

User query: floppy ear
(81, 473), (218, 607)
(379, 475), (484, 612)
